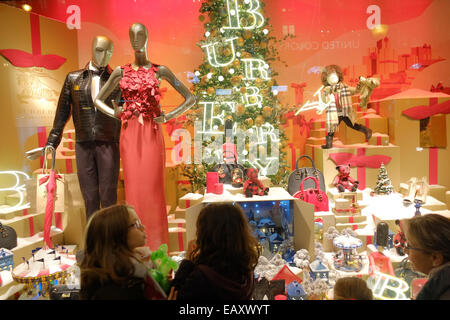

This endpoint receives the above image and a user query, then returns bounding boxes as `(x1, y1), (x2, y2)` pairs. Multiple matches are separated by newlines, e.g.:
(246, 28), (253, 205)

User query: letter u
(202, 37), (238, 67)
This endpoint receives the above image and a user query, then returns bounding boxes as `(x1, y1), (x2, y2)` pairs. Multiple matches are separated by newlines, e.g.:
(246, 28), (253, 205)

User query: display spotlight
(22, 4), (32, 11)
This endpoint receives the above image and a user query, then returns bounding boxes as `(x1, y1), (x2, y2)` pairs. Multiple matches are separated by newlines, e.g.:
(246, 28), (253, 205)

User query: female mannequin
(95, 23), (196, 250)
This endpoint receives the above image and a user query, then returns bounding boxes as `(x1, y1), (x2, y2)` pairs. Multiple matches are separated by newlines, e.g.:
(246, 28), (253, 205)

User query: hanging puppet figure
(318, 65), (379, 149)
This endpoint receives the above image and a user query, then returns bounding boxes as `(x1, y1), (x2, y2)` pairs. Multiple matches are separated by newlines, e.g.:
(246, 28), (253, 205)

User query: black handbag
(0, 222), (17, 250)
(287, 155), (325, 196)
(212, 152), (245, 185)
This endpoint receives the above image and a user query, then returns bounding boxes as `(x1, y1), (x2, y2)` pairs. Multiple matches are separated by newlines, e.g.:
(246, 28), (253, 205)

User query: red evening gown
(119, 63), (168, 250)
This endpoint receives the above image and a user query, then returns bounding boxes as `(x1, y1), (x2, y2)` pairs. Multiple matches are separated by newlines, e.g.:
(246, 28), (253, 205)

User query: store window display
(95, 23), (196, 250)
(26, 36), (121, 221)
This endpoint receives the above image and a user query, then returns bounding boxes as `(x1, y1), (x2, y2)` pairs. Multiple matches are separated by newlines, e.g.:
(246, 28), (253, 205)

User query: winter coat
(171, 259), (254, 300)
(416, 262), (450, 300)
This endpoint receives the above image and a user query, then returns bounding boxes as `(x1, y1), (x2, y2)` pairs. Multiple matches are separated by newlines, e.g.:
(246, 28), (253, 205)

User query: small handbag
(288, 155), (325, 196)
(293, 176), (329, 212)
(0, 222), (17, 250)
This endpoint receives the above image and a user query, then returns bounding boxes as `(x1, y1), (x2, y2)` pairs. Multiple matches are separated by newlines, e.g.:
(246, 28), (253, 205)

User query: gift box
(336, 121), (366, 145)
(169, 207), (186, 220)
(168, 226), (186, 253)
(334, 198), (351, 210)
(178, 193), (204, 209)
(309, 128), (327, 139)
(335, 215), (366, 224)
(428, 185), (446, 203)
(287, 144), (302, 171)
(0, 4), (78, 176)
(305, 137), (326, 146)
(358, 111), (388, 134)
(168, 217), (186, 228)
(328, 188), (363, 203)
(335, 222), (367, 232)
(373, 89), (450, 188)
(306, 143), (400, 192)
(368, 133), (390, 146)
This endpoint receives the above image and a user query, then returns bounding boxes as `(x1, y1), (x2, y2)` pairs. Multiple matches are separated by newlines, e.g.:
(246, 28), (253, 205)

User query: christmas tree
(374, 163), (394, 195)
(182, 0), (291, 191)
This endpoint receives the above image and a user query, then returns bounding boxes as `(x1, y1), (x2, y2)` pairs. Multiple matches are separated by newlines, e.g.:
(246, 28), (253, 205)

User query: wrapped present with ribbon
(368, 133), (390, 146)
(306, 143), (400, 193)
(168, 226), (186, 254)
(373, 89), (450, 186)
(178, 193), (203, 209)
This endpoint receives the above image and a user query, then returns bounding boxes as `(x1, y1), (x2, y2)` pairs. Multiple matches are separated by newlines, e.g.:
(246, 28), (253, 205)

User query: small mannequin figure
(26, 36), (120, 221)
(95, 23), (195, 250)
(319, 65), (379, 149)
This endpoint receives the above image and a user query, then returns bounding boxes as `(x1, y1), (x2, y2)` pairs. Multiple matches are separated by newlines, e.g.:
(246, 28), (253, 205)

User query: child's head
(84, 204), (146, 253)
(80, 204), (146, 298)
(333, 277), (373, 300)
(192, 203), (260, 277)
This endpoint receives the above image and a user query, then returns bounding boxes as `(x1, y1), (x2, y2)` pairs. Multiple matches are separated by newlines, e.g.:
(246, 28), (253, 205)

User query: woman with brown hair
(402, 214), (450, 300)
(170, 203), (261, 300)
(79, 204), (166, 300)
(333, 277), (373, 300)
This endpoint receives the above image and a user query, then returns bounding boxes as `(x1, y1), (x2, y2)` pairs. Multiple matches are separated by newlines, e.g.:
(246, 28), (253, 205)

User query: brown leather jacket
(46, 63), (121, 148)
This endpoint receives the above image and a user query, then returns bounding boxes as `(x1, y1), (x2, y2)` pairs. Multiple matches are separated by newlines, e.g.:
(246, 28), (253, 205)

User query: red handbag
(293, 176), (329, 212)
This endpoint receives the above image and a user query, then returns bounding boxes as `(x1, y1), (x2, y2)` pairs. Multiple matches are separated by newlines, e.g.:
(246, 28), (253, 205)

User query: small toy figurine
(393, 220), (407, 256)
(414, 199), (423, 216)
(333, 164), (359, 192)
(243, 168), (269, 198)
(231, 167), (243, 188)
(149, 244), (178, 294)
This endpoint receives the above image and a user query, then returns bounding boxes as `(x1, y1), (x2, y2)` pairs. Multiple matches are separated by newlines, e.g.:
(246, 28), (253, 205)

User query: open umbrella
(38, 147), (62, 248)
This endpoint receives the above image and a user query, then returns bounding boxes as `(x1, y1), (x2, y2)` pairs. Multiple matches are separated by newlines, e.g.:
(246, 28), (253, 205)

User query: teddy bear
(243, 168), (269, 197)
(333, 164), (359, 192)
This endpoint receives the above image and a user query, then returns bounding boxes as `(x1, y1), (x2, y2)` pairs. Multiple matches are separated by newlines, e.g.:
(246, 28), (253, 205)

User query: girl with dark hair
(79, 204), (166, 300)
(171, 203), (261, 300)
(402, 214), (450, 300)
(333, 277), (373, 300)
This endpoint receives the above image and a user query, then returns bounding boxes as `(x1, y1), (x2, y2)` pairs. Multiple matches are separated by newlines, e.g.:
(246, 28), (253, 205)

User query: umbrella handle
(43, 146), (56, 172)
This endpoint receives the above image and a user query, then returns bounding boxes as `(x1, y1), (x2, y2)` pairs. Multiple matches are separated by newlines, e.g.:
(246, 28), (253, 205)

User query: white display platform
(185, 187), (316, 259)
(203, 186), (296, 203)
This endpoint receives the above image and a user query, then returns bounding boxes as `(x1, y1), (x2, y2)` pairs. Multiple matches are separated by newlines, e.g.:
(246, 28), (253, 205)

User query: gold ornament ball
(233, 59), (240, 68)
(207, 87), (215, 95)
(255, 78), (262, 85)
(236, 104), (245, 116)
(263, 106), (272, 117)
(240, 87), (247, 94)
(237, 37), (245, 46)
(196, 164), (204, 172)
(243, 30), (252, 39)
(255, 115), (264, 126)
(224, 48), (231, 56)
(245, 118), (254, 127)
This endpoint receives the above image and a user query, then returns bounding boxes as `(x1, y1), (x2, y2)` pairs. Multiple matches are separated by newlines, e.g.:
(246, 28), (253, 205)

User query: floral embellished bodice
(119, 64), (162, 126)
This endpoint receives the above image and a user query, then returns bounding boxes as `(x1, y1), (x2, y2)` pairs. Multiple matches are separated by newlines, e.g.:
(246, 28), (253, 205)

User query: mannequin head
(321, 64), (344, 86)
(91, 36), (113, 69)
(129, 23), (148, 53)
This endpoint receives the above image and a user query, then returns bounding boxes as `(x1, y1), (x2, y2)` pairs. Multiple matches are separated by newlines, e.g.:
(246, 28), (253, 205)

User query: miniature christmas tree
(374, 163), (394, 195)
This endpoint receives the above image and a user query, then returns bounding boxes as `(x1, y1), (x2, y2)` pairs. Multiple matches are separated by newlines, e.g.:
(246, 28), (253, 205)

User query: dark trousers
(75, 141), (120, 221)
(328, 116), (367, 137)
